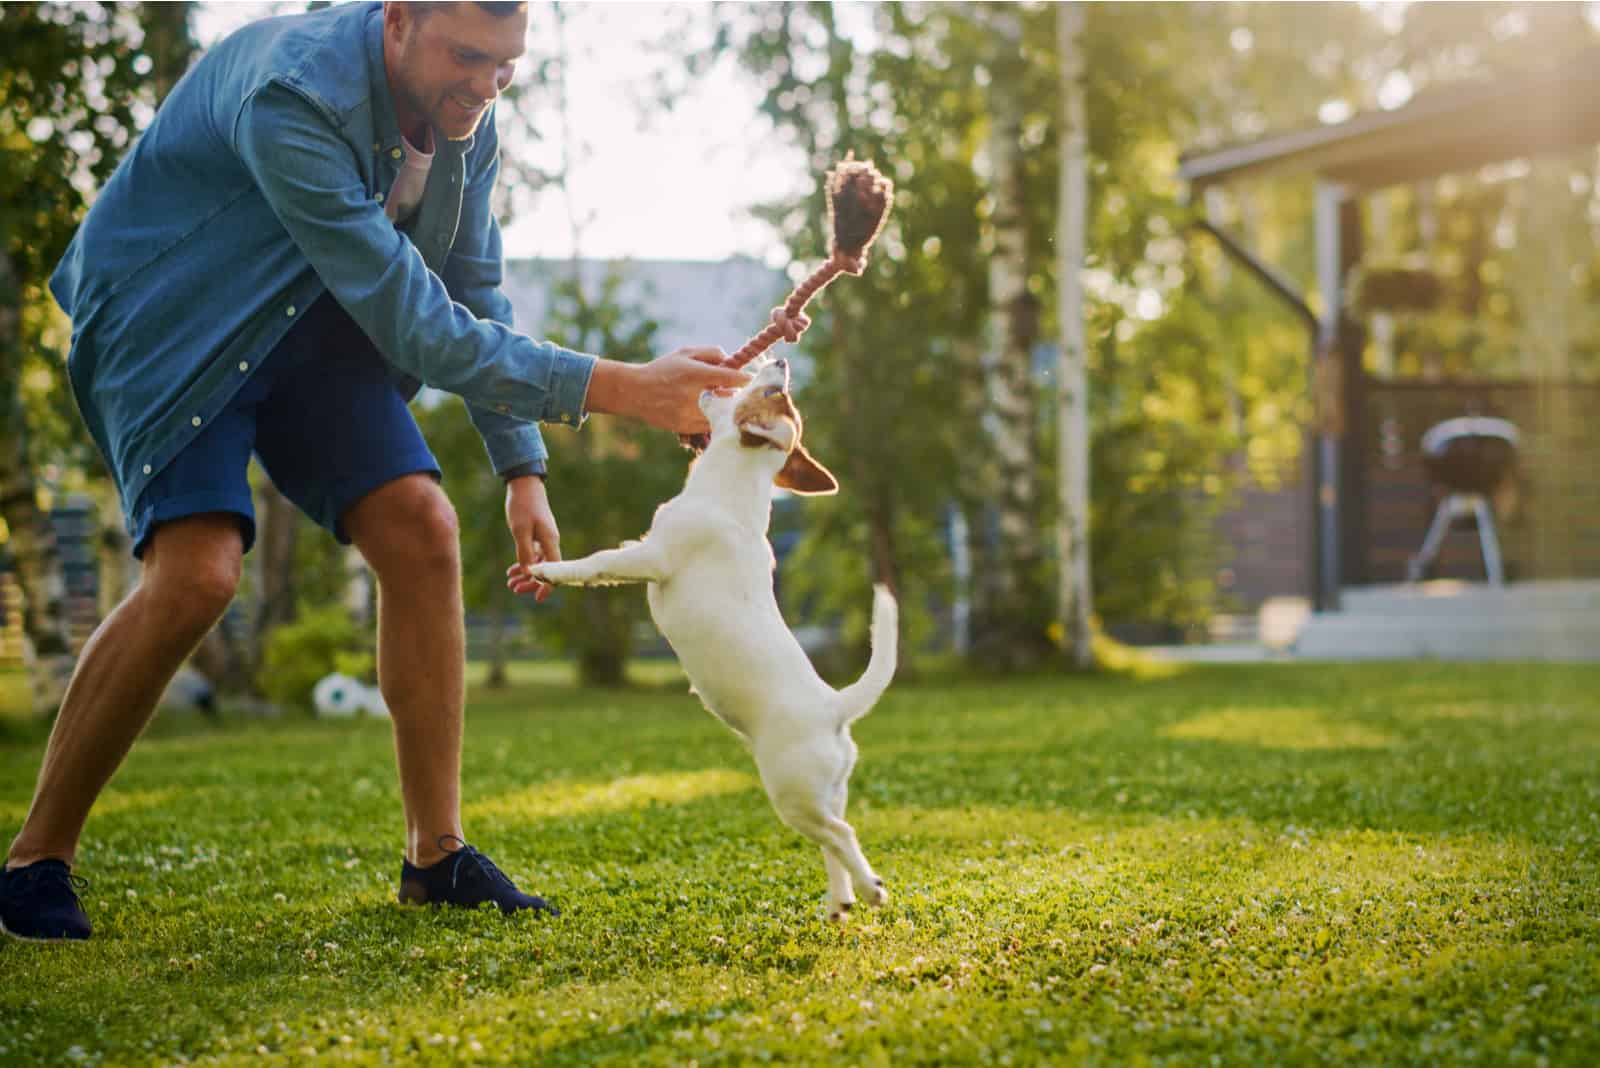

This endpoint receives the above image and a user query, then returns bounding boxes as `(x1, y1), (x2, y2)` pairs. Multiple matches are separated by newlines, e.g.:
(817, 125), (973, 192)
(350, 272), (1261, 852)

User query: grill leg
(1472, 495), (1504, 586)
(1407, 494), (1457, 583)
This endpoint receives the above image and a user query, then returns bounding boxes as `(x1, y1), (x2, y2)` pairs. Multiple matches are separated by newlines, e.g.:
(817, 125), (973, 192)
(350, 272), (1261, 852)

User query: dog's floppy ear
(775, 442), (839, 495)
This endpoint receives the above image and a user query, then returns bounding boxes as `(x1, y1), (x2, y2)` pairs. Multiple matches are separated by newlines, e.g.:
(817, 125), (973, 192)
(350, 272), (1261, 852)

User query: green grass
(2, 662), (1597, 1066)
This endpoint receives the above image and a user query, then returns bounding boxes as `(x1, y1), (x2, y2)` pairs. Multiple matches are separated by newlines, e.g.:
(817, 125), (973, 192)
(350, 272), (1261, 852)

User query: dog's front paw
(863, 878), (889, 909)
(526, 562), (567, 585)
(825, 897), (854, 923)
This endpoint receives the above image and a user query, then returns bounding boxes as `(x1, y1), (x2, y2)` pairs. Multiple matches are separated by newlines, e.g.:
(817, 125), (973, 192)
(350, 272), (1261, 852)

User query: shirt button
(374, 191), (385, 203)
(391, 147), (403, 160)
(143, 464), (153, 475)
(496, 404), (510, 415)
(191, 416), (203, 427)
(285, 305), (296, 317)
(238, 361), (250, 372)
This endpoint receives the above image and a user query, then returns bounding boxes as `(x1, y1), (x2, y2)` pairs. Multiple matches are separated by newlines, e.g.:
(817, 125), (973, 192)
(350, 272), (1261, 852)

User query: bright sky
(192, 1), (803, 264)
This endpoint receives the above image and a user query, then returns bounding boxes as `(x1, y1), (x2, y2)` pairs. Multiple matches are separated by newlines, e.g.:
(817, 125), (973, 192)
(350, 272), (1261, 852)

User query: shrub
(257, 604), (368, 711)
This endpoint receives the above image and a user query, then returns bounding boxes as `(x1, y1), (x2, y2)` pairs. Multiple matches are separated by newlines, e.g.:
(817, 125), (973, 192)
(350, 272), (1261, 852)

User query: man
(0, 1), (752, 942)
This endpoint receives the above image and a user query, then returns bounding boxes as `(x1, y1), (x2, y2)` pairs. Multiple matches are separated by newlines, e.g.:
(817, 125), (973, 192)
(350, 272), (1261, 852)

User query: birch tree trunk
(970, 3), (1051, 669)
(1056, 1), (1093, 668)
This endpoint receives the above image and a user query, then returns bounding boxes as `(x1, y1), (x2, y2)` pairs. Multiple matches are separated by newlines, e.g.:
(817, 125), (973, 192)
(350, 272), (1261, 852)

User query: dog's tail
(833, 584), (898, 728)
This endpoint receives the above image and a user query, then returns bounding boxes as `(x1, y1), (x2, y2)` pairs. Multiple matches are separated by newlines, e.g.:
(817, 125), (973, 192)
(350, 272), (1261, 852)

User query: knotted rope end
(826, 155), (894, 264)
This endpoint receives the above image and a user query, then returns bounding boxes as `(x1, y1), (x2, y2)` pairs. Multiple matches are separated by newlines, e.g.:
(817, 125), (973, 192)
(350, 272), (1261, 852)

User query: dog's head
(698, 359), (838, 495)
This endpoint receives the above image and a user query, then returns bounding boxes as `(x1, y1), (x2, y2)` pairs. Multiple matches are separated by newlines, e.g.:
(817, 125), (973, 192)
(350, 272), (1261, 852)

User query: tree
(519, 273), (687, 686)
(1055, 1), (1092, 668)
(0, 2), (149, 714)
(725, 3), (976, 669)
(966, 2), (1055, 669)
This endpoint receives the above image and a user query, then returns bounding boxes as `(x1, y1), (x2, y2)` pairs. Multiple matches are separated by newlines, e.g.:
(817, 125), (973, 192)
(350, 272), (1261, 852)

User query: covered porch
(1179, 46), (1600, 659)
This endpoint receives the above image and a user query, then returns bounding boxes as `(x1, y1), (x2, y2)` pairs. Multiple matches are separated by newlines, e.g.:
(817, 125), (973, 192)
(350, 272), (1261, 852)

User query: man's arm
(236, 83), (592, 425)
(235, 84), (750, 433)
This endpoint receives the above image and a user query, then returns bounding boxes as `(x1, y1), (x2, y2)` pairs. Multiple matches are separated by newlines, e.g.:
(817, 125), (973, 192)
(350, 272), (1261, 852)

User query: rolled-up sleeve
(234, 82), (596, 428)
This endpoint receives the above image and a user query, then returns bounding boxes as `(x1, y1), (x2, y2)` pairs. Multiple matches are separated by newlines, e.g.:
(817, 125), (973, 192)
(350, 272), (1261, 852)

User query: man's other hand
(504, 475), (558, 602)
(583, 347), (751, 435)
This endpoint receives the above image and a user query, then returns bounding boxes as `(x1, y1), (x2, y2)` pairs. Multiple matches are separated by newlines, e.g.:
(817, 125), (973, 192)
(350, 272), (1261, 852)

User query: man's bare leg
(343, 474), (465, 868)
(6, 514), (243, 869)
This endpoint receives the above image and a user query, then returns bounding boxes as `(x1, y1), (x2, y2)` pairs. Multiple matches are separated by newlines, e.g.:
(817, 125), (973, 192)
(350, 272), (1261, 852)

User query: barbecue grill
(1406, 416), (1520, 585)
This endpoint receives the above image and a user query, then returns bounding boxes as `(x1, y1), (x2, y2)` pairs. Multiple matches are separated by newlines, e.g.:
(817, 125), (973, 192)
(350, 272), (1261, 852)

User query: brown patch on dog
(776, 444), (838, 495)
(735, 390), (800, 449)
(735, 389), (838, 495)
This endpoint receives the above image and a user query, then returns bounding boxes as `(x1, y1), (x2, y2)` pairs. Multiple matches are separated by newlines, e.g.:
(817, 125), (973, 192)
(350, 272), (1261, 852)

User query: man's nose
(469, 68), (504, 104)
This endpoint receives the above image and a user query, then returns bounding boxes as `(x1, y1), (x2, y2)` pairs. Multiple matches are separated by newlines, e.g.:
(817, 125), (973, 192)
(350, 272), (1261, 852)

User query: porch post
(1312, 181), (1355, 612)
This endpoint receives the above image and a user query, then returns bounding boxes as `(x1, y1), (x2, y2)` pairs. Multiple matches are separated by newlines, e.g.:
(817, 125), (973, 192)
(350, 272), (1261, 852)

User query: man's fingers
(535, 524), (562, 564)
(705, 366), (753, 387)
(679, 346), (730, 367)
(507, 532), (551, 600)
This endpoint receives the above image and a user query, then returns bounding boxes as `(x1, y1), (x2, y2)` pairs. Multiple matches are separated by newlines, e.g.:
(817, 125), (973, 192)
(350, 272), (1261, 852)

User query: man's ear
(775, 443), (839, 495)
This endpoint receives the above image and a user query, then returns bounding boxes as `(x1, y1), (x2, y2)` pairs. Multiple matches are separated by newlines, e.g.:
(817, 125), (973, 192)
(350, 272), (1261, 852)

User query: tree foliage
(713, 1), (1600, 653)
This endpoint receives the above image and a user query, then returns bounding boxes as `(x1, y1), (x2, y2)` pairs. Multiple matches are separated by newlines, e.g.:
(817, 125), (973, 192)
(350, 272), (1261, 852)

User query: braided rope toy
(683, 155), (894, 450)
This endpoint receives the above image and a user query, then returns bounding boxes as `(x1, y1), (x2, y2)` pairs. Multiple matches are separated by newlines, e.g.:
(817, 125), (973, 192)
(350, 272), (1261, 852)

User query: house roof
(1179, 46), (1600, 193)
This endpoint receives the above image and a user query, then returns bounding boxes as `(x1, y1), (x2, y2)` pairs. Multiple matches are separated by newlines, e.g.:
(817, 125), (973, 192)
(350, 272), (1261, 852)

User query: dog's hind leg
(771, 795), (866, 920)
(819, 815), (887, 908)
(779, 801), (887, 912)
(822, 849), (854, 922)
(827, 762), (886, 909)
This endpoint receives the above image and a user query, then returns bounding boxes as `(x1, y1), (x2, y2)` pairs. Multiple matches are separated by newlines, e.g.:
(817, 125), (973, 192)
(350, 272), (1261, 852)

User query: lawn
(1, 661), (1597, 1066)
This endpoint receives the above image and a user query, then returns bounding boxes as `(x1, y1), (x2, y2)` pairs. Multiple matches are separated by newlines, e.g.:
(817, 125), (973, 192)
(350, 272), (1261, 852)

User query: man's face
(383, 3), (527, 142)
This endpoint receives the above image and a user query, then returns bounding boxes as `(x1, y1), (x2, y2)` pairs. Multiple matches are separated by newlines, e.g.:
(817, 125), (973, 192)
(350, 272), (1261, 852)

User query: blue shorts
(128, 293), (441, 558)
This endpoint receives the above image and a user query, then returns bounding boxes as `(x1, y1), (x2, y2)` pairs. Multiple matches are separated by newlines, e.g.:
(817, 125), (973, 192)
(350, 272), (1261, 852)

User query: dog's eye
(763, 386), (783, 397)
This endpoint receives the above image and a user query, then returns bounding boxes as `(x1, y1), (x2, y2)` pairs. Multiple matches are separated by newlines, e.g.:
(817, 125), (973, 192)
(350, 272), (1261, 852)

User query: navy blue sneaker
(1, 859), (92, 942)
(397, 836), (558, 916)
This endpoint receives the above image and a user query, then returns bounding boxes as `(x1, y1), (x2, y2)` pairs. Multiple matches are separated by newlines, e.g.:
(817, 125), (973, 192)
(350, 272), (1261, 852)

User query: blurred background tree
(0, 2), (183, 714)
(4, 0), (1599, 709)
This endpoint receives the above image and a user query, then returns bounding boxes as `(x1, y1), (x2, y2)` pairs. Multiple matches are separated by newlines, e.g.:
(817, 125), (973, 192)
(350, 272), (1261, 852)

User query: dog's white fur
(528, 359), (897, 920)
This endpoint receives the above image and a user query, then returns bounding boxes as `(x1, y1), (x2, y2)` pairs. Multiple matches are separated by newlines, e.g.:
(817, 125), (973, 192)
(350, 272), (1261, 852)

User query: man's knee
(140, 515), (243, 629)
(348, 475), (460, 576)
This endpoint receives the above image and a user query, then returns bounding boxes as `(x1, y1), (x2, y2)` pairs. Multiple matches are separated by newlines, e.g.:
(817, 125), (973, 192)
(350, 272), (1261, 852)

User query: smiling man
(0, 1), (749, 943)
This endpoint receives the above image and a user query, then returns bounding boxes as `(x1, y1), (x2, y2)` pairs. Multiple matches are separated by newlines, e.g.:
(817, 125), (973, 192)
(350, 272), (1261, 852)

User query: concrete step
(1294, 615), (1600, 661)
(1281, 580), (1600, 661)
(1337, 579), (1600, 616)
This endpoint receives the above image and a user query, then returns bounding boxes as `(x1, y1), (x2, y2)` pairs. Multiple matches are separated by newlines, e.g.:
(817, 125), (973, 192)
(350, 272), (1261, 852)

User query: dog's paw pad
(865, 883), (889, 907)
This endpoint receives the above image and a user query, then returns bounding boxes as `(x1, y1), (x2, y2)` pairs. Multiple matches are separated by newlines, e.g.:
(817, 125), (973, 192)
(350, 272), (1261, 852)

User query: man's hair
(410, 1), (528, 18)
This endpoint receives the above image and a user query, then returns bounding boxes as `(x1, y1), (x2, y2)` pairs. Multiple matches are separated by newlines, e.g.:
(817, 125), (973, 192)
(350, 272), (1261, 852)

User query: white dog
(523, 358), (897, 920)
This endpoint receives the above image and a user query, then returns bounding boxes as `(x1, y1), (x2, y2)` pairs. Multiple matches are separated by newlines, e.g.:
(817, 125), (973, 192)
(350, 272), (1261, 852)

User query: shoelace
(2, 865), (89, 905)
(437, 835), (516, 894)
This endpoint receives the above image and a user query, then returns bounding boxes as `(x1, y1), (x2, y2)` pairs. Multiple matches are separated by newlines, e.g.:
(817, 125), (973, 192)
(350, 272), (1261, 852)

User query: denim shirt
(49, 2), (594, 520)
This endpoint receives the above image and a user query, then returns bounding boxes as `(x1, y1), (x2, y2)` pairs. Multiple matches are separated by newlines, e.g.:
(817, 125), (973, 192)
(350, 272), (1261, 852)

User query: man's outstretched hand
(505, 475), (558, 603)
(583, 347), (750, 436)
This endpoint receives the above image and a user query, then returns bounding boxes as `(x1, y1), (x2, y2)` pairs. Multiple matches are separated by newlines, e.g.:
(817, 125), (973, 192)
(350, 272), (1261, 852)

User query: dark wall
(1359, 380), (1600, 583)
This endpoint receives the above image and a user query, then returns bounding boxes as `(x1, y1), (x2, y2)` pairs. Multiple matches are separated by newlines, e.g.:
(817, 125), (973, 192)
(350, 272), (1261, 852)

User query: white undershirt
(384, 129), (434, 224)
